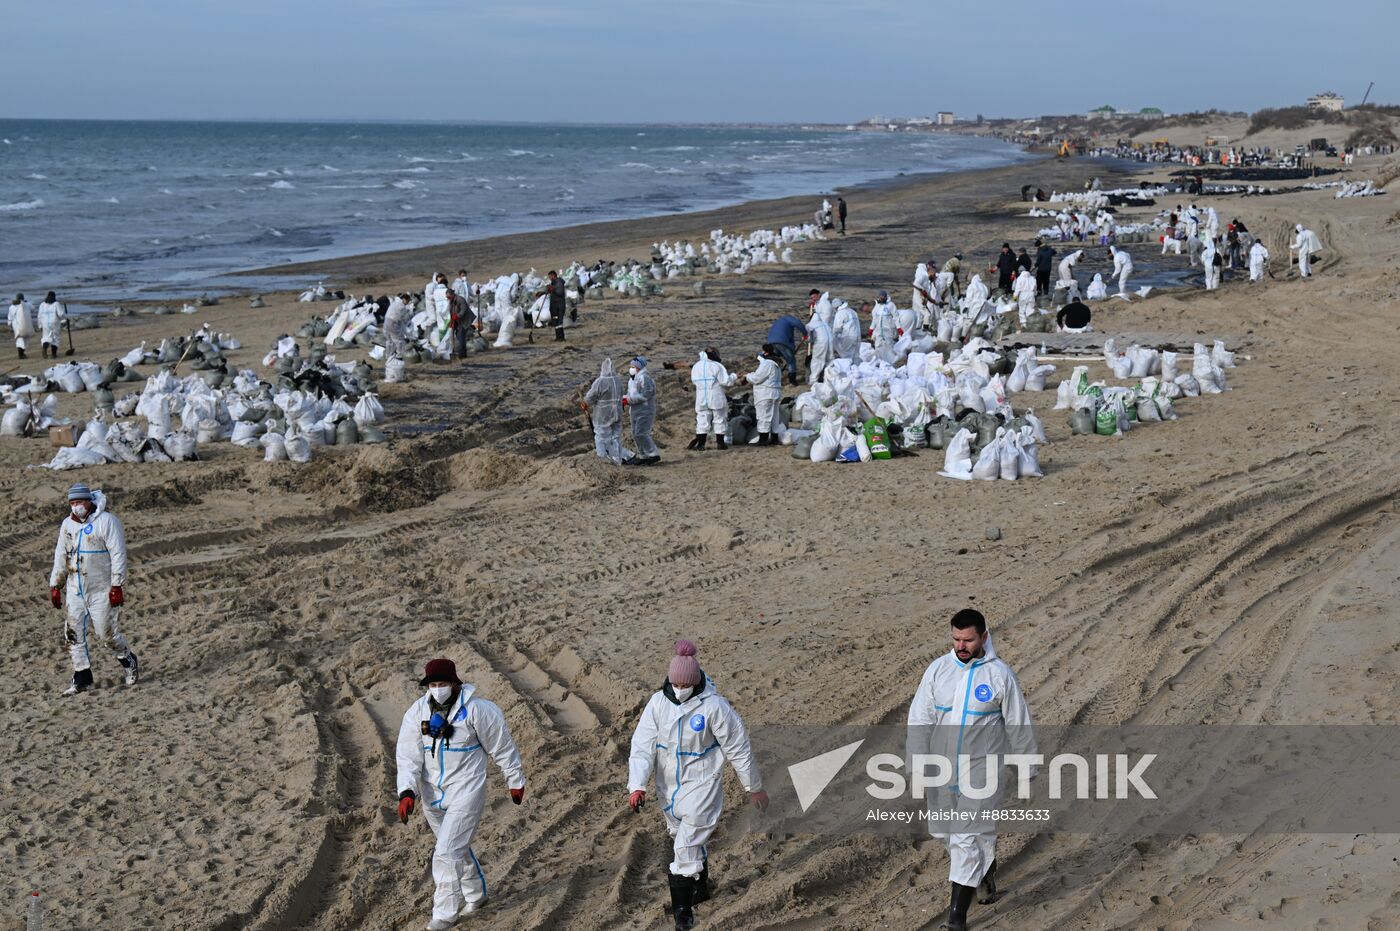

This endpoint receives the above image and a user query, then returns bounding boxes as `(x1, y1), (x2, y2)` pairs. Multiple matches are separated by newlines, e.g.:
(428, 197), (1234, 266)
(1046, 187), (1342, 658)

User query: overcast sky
(5, 0), (1394, 123)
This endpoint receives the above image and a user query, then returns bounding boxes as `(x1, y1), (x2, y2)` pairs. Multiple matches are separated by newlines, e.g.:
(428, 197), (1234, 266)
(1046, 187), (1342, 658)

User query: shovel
(63, 318), (76, 356)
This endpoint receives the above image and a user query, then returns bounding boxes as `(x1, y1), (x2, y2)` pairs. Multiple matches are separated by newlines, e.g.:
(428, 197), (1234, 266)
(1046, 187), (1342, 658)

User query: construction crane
(1360, 81), (1374, 106)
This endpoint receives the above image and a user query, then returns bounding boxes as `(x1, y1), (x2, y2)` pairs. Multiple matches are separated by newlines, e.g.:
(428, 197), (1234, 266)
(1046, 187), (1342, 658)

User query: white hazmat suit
(50, 491), (134, 682)
(38, 300), (65, 348)
(745, 354), (783, 437)
(1110, 246), (1133, 295)
(907, 632), (1036, 888)
(805, 312), (834, 384)
(397, 686), (525, 925)
(832, 302), (862, 363)
(8, 299), (33, 352)
(691, 352), (736, 438)
(869, 299), (899, 363)
(1290, 224), (1321, 278)
(628, 676), (763, 877)
(1248, 241), (1270, 282)
(626, 363), (660, 460)
(584, 358), (626, 464)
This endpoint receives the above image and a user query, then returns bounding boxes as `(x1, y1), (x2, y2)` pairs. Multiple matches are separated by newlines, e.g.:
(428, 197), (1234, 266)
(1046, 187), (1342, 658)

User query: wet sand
(3, 152), (1399, 931)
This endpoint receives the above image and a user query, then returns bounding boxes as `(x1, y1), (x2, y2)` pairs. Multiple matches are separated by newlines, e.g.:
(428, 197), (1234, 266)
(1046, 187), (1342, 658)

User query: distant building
(1137, 107), (1165, 120)
(936, 112), (955, 125)
(1307, 92), (1344, 112)
(905, 116), (933, 126)
(1087, 105), (1118, 120)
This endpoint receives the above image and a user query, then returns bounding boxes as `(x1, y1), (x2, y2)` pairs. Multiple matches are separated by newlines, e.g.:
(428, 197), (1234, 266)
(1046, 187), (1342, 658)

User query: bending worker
(907, 609), (1036, 931)
(50, 483), (139, 696)
(628, 639), (768, 931)
(396, 658), (526, 931)
(766, 310), (808, 386)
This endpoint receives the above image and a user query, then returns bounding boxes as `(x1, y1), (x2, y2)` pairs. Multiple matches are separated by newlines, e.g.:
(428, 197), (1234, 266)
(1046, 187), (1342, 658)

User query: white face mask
(71, 504), (91, 520)
(672, 685), (694, 701)
(428, 685), (454, 704)
(628, 368), (639, 376)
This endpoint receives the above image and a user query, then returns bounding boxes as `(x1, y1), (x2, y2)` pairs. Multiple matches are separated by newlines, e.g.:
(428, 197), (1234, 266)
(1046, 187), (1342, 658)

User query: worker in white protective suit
(688, 349), (736, 451)
(805, 308), (834, 385)
(624, 356), (660, 465)
(869, 290), (899, 364)
(583, 357), (626, 464)
(743, 345), (784, 445)
(384, 293), (411, 358)
(907, 608), (1035, 931)
(832, 300), (862, 363)
(1085, 273), (1108, 301)
(1011, 269), (1037, 317)
(912, 262), (934, 323)
(8, 294), (34, 358)
(962, 275), (990, 324)
(49, 483), (139, 696)
(1201, 237), (1220, 290)
(1248, 240), (1270, 282)
(1109, 245), (1133, 295)
(1290, 223), (1321, 278)
(628, 640), (767, 931)
(396, 658), (526, 931)
(37, 291), (66, 359)
(1056, 250), (1084, 290)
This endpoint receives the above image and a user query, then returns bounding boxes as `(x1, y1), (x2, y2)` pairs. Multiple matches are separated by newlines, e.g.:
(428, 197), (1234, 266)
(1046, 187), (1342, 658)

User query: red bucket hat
(418, 658), (462, 687)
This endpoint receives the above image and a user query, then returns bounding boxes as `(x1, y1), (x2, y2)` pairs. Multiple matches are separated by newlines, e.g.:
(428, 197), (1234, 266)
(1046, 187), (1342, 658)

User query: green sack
(863, 417), (892, 460)
(1095, 406), (1118, 436)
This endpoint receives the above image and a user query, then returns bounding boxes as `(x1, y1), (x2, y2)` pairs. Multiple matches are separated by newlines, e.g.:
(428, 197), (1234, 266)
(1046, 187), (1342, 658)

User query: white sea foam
(0, 198), (43, 212)
(270, 180), (295, 189)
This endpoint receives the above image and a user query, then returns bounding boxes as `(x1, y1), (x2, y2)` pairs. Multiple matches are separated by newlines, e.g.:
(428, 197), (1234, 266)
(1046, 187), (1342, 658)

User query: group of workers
(394, 610), (1018, 931)
(8, 292), (68, 359)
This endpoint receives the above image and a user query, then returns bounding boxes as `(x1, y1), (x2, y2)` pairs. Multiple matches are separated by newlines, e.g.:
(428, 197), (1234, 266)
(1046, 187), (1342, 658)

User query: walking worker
(907, 609), (1035, 931)
(396, 658), (526, 931)
(49, 483), (139, 696)
(1290, 223), (1322, 278)
(837, 196), (848, 234)
(627, 640), (767, 931)
(543, 270), (567, 340)
(624, 356), (661, 465)
(8, 294), (33, 359)
(37, 291), (66, 359)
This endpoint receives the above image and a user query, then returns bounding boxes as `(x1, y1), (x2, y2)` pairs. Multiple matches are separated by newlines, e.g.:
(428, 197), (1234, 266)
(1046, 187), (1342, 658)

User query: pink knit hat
(668, 639), (701, 687)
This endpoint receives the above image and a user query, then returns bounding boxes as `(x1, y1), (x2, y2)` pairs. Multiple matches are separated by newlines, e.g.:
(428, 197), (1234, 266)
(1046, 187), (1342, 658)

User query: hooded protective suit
(50, 490), (132, 676)
(691, 352), (736, 435)
(383, 297), (410, 357)
(1248, 241), (1270, 282)
(1012, 270), (1036, 315)
(1110, 246), (1134, 294)
(38, 300), (65, 347)
(832, 302), (861, 363)
(1202, 239), (1220, 290)
(907, 631), (1035, 888)
(626, 361), (659, 459)
(745, 354), (783, 435)
(584, 358), (626, 463)
(1290, 224), (1321, 277)
(1056, 251), (1084, 286)
(396, 685), (526, 924)
(912, 263), (933, 319)
(962, 276), (990, 323)
(628, 674), (763, 877)
(869, 299), (899, 364)
(806, 313), (834, 385)
(1086, 274), (1108, 301)
(8, 299), (33, 351)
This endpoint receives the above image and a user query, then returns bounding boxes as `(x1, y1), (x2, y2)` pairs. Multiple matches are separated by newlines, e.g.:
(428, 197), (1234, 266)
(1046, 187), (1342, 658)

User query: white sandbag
(1212, 339), (1236, 368)
(1136, 393), (1162, 422)
(230, 421), (262, 447)
(1025, 363), (1055, 391)
(856, 433), (872, 462)
(971, 438), (1001, 481)
(284, 433), (312, 463)
(78, 363), (106, 392)
(1006, 349), (1031, 393)
(58, 367), (86, 394)
(1, 406), (32, 436)
(1024, 409), (1048, 443)
(999, 432), (1020, 480)
(164, 432), (198, 461)
(261, 432), (288, 461)
(938, 428), (974, 480)
(384, 357), (407, 383)
(353, 393), (385, 426)
(1015, 427), (1044, 477)
(46, 446), (109, 470)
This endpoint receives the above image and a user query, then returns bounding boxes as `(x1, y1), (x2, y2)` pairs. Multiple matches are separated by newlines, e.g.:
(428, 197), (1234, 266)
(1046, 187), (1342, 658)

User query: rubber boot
(668, 872), (695, 931)
(62, 668), (95, 697)
(17, 348), (25, 359)
(941, 882), (976, 931)
(715, 435), (728, 451)
(554, 326), (565, 342)
(978, 860), (998, 905)
(693, 862), (711, 905)
(756, 433), (771, 446)
(687, 434), (705, 451)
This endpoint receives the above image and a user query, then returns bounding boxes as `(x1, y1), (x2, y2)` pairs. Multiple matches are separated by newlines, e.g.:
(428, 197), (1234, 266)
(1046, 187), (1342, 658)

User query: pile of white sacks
(1052, 339), (1235, 437)
(40, 361), (388, 470)
(786, 331), (1053, 480)
(0, 386), (60, 436)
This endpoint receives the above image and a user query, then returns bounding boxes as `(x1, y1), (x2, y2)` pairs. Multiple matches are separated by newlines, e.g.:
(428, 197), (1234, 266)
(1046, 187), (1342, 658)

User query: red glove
(750, 790), (770, 812)
(50, 587), (62, 609)
(897, 328), (905, 337)
(398, 793), (416, 823)
(510, 787), (525, 805)
(628, 790), (646, 812)
(109, 586), (124, 607)
(622, 397), (629, 407)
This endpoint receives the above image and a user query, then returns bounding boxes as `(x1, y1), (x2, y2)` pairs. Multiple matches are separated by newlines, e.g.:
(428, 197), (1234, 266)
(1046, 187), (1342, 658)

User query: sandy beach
(3, 148), (1399, 931)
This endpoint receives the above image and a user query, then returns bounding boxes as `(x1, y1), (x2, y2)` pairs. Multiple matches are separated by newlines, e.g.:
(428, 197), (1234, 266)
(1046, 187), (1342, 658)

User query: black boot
(941, 882), (976, 931)
(62, 668), (95, 697)
(693, 862), (711, 905)
(17, 348), (25, 359)
(554, 327), (565, 342)
(687, 434), (705, 451)
(755, 433), (771, 446)
(978, 860), (998, 905)
(715, 435), (728, 451)
(668, 872), (696, 931)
